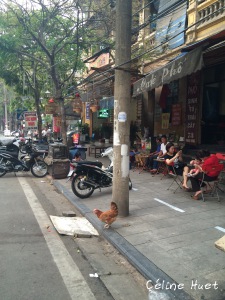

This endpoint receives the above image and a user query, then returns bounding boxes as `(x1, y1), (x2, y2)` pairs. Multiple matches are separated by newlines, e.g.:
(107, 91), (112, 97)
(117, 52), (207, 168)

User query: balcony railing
(198, 0), (225, 26)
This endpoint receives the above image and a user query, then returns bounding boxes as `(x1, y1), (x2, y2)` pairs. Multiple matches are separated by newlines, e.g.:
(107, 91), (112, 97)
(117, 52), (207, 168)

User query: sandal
(192, 191), (202, 200)
(183, 186), (192, 192)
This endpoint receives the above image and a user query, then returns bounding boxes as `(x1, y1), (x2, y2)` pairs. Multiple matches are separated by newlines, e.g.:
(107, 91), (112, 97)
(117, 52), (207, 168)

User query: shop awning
(132, 47), (203, 97)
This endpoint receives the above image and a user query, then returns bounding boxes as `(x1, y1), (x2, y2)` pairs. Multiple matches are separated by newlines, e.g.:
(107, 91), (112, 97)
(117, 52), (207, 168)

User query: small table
(88, 144), (113, 158)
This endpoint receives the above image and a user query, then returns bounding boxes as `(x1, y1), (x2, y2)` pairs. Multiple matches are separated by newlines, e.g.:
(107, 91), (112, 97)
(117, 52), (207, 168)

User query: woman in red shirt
(189, 150), (222, 200)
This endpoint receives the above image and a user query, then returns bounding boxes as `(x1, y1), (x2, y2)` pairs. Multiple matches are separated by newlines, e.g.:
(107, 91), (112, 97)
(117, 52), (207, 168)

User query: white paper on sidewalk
(50, 215), (99, 236)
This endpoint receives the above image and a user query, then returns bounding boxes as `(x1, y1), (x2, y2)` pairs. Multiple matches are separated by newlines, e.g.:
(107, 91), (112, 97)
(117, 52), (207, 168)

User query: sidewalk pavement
(53, 152), (225, 300)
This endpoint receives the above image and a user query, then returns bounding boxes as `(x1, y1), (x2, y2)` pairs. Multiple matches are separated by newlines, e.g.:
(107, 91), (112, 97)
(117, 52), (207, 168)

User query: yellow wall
(187, 0), (225, 44)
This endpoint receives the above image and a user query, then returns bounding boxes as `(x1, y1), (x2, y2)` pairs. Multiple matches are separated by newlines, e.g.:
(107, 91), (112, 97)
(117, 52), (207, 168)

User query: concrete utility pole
(112, 0), (132, 217)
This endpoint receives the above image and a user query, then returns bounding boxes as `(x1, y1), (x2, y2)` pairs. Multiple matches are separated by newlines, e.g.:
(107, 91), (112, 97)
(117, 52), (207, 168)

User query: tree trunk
(60, 97), (67, 145)
(34, 92), (42, 140)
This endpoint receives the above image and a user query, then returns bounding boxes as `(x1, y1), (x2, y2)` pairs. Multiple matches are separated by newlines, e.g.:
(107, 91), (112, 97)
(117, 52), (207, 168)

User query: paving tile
(59, 152), (225, 300)
(154, 228), (223, 251)
(116, 222), (152, 236)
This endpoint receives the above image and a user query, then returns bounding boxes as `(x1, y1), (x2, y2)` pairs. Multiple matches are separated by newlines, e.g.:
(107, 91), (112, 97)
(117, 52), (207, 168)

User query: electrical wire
(77, 3), (225, 88)
(78, 0), (189, 85)
(132, 0), (187, 35)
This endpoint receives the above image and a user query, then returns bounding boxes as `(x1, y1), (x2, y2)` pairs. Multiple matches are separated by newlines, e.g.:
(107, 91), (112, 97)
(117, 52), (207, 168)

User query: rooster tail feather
(111, 201), (118, 211)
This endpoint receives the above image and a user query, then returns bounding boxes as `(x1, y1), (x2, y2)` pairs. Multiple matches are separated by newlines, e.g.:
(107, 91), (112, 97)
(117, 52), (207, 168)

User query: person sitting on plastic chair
(72, 152), (82, 162)
(164, 142), (190, 191)
(189, 150), (223, 200)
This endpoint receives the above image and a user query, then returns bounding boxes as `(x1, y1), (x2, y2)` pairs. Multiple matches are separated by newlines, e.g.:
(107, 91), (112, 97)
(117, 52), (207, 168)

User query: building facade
(132, 0), (225, 147)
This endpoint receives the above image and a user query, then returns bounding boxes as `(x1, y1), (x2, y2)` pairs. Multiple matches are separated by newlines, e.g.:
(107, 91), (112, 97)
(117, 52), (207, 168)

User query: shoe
(192, 192), (202, 200)
(183, 186), (191, 192)
(150, 169), (157, 174)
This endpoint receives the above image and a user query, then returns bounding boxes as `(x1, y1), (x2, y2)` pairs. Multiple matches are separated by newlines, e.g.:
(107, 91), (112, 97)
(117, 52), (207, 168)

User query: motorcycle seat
(0, 137), (16, 146)
(76, 161), (103, 168)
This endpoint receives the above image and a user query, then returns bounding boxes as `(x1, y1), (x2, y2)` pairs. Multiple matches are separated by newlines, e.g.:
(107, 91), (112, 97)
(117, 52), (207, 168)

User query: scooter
(0, 137), (21, 158)
(69, 147), (132, 199)
(0, 140), (48, 178)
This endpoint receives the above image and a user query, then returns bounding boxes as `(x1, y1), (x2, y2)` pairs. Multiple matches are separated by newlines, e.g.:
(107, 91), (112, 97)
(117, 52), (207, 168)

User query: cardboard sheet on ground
(215, 235), (225, 253)
(50, 215), (99, 236)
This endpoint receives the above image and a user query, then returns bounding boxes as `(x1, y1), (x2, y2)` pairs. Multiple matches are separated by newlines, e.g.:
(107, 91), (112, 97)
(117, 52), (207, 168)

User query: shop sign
(133, 47), (203, 97)
(185, 72), (201, 144)
(86, 103), (90, 120)
(45, 103), (61, 114)
(171, 104), (181, 126)
(89, 53), (109, 71)
(72, 133), (80, 144)
(24, 112), (37, 129)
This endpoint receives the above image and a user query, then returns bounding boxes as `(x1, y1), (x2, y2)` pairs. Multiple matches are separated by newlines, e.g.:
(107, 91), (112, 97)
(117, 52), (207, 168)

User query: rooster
(93, 202), (118, 228)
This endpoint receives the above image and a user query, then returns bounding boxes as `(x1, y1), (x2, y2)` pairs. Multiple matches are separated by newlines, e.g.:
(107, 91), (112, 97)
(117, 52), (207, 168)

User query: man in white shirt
(151, 135), (168, 173)
(158, 135), (168, 157)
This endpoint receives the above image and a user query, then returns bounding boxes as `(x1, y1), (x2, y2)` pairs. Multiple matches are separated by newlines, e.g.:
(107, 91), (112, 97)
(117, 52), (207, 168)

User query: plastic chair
(151, 158), (168, 179)
(133, 154), (144, 174)
(166, 162), (183, 193)
(200, 163), (224, 202)
(216, 153), (225, 185)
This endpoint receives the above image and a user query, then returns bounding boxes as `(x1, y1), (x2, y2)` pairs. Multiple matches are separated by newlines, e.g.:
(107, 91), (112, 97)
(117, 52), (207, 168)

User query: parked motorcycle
(69, 147), (132, 199)
(0, 139), (48, 178)
(0, 137), (21, 158)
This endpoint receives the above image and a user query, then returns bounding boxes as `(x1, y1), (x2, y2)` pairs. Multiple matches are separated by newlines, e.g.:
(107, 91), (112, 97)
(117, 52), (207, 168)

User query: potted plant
(80, 123), (89, 142)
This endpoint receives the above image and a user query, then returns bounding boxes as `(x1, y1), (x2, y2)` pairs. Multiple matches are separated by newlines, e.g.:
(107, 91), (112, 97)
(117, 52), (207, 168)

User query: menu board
(171, 104), (181, 126)
(185, 72), (201, 144)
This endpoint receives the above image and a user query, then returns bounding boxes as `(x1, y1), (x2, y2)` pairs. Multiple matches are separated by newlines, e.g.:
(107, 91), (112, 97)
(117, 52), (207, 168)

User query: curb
(54, 180), (194, 300)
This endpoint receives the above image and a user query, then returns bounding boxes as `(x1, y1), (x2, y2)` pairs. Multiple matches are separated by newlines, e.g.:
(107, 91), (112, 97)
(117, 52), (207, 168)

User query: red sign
(72, 133), (80, 144)
(185, 72), (201, 145)
(24, 112), (37, 129)
(172, 104), (181, 126)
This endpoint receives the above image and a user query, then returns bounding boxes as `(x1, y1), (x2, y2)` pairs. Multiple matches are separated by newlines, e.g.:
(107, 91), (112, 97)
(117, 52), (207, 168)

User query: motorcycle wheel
(129, 178), (132, 190)
(0, 163), (6, 177)
(71, 174), (94, 199)
(31, 161), (48, 178)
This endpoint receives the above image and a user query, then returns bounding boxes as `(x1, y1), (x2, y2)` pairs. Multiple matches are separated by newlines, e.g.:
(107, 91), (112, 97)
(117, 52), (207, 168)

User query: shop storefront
(133, 47), (203, 144)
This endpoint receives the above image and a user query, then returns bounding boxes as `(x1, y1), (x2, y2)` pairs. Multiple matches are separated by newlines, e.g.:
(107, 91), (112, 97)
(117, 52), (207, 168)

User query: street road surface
(0, 174), (110, 300)
(0, 173), (147, 300)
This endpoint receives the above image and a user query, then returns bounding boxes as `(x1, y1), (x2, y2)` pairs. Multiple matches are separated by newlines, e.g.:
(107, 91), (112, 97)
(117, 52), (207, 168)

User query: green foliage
(81, 123), (89, 134)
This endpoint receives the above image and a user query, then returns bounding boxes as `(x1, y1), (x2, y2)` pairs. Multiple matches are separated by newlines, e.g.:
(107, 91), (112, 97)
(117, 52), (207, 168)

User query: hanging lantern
(90, 104), (100, 112)
(90, 99), (99, 112)
(73, 97), (82, 114)
(75, 92), (80, 98)
(73, 107), (82, 113)
(48, 98), (54, 103)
